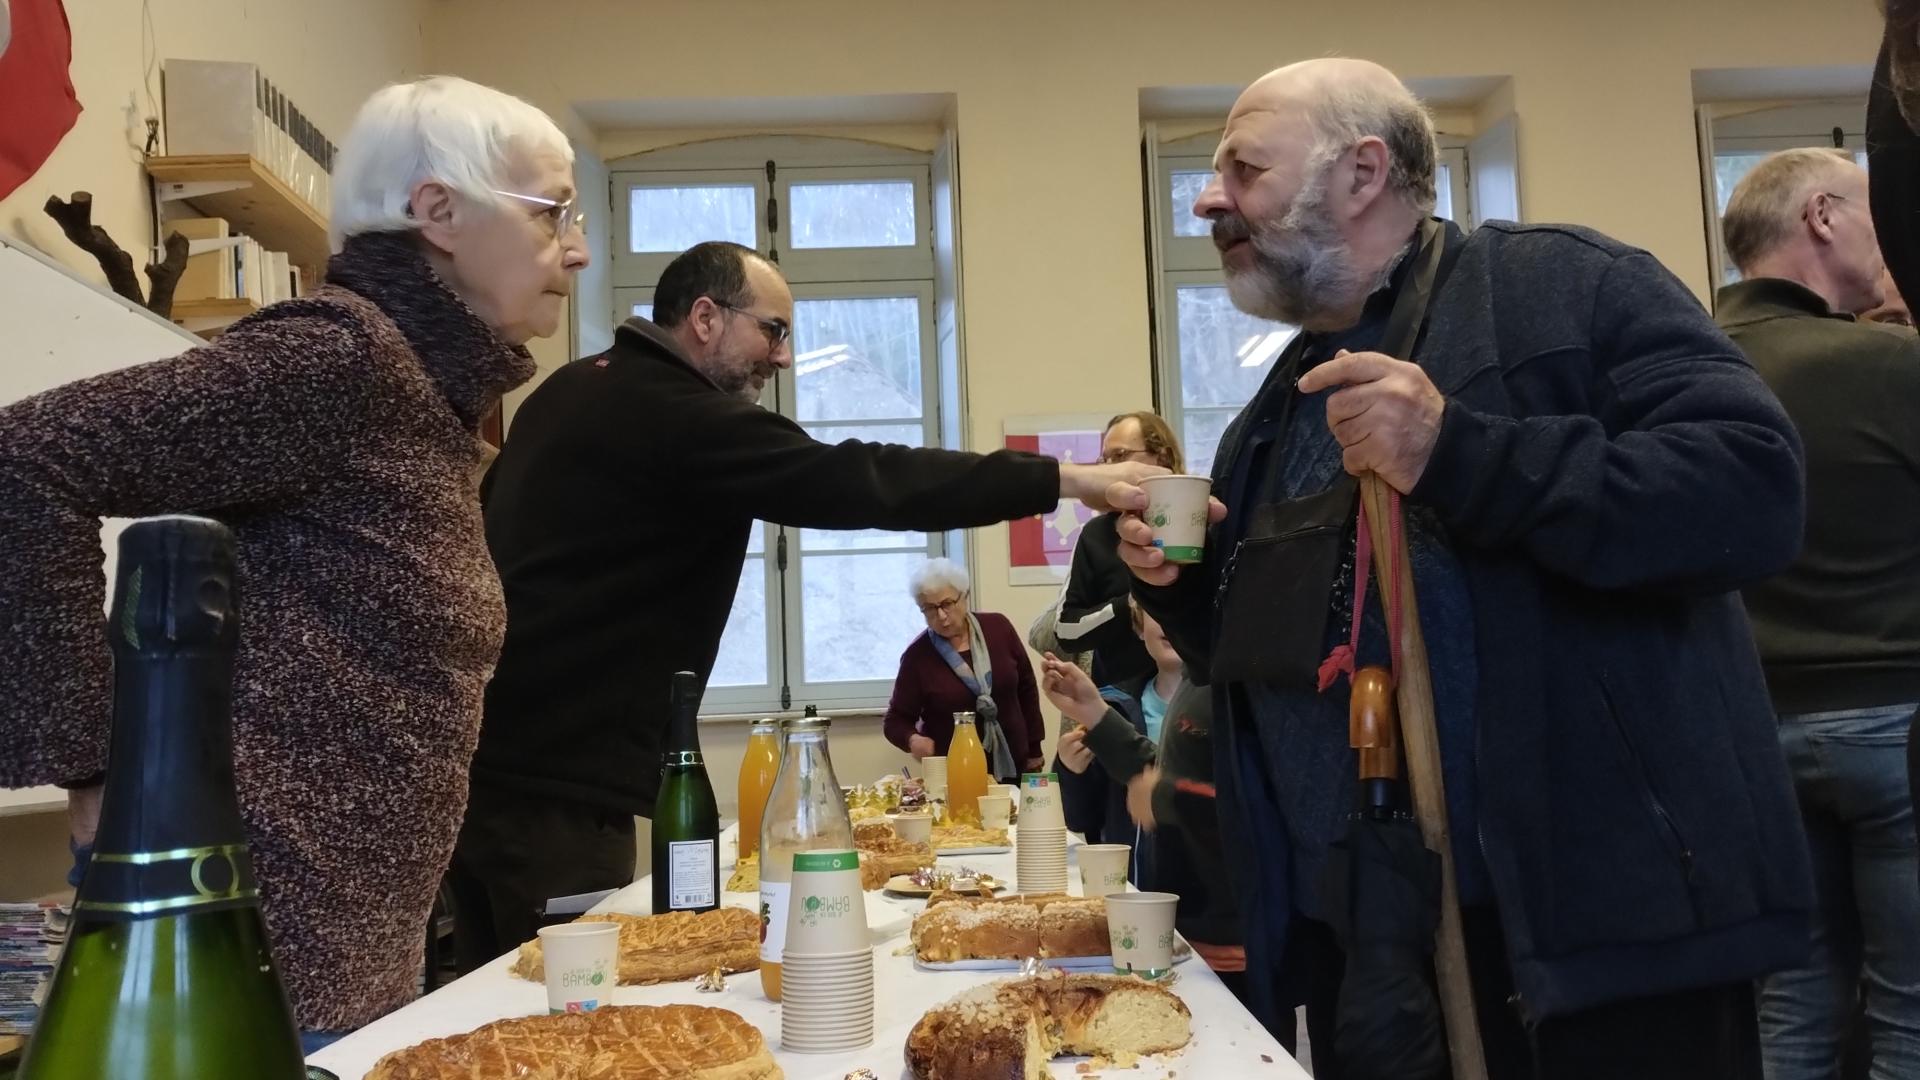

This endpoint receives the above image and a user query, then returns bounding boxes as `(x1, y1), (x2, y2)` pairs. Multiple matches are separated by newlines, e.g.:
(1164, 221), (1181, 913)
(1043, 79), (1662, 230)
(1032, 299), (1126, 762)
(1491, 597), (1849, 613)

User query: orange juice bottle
(736, 719), (781, 861)
(946, 712), (990, 826)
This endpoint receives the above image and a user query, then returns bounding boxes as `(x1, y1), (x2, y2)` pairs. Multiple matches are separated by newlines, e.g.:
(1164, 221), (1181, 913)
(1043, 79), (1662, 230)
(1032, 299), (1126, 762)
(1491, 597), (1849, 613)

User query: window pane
(627, 184), (756, 253)
(793, 296), (924, 422)
(799, 424), (927, 551)
(1712, 152), (1770, 218)
(1434, 163), (1454, 222)
(801, 552), (927, 684)
(790, 181), (917, 249)
(632, 303), (653, 320)
(1169, 170), (1213, 237)
(1175, 285), (1296, 407)
(710, 557), (768, 687)
(746, 519), (765, 556)
(1182, 408), (1241, 480)
(1712, 152), (1772, 284)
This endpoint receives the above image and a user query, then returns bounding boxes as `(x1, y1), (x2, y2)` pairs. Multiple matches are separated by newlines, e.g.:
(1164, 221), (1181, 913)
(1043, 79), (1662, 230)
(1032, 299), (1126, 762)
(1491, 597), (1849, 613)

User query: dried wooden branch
(143, 231), (191, 318)
(43, 192), (147, 306)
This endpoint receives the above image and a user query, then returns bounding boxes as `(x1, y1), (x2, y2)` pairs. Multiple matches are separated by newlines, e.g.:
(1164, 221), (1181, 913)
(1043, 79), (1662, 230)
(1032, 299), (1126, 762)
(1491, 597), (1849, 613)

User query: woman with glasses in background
(0, 75), (589, 1050)
(883, 558), (1045, 781)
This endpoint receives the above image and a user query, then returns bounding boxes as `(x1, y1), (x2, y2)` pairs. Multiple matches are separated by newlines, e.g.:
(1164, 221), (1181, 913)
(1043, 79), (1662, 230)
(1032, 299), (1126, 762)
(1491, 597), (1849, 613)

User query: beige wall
(0, 0), (1878, 882)
(0, 0), (430, 287)
(425, 0), (1881, 785)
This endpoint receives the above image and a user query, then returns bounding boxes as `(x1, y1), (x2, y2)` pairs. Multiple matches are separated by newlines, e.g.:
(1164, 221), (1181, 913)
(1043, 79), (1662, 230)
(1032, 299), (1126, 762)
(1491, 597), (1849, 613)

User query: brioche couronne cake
(906, 973), (1191, 1080)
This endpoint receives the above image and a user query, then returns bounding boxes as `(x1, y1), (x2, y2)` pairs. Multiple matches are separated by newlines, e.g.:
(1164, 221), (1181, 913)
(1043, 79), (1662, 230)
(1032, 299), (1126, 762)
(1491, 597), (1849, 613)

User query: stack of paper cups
(1017, 773), (1069, 893)
(922, 756), (949, 803)
(779, 850), (875, 1053)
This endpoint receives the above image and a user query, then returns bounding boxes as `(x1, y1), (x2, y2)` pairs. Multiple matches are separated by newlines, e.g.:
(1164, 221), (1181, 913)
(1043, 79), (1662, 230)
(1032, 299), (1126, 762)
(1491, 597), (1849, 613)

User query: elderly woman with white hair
(882, 558), (1045, 781)
(0, 76), (588, 1045)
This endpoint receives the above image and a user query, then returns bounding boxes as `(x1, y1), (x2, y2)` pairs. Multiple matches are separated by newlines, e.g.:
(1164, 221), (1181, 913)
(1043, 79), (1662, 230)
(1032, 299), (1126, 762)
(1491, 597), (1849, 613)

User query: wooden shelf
(170, 297), (260, 337)
(171, 297), (258, 320)
(0, 785), (64, 818)
(147, 155), (330, 272)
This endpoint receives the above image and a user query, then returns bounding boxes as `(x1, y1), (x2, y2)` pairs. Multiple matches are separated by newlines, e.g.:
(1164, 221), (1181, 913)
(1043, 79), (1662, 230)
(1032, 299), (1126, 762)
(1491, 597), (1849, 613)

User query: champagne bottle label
(758, 880), (791, 963)
(667, 840), (715, 909)
(74, 842), (261, 920)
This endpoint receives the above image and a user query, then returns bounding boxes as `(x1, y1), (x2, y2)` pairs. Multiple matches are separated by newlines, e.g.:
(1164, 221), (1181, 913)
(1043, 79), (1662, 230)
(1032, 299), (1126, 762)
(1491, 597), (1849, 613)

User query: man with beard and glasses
(452, 240), (1162, 969)
(1109, 59), (1812, 1080)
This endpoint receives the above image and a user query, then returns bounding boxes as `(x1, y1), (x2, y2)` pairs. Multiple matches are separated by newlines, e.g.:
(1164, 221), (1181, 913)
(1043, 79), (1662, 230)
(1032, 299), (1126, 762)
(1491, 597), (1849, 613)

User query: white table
(310, 825), (1303, 1079)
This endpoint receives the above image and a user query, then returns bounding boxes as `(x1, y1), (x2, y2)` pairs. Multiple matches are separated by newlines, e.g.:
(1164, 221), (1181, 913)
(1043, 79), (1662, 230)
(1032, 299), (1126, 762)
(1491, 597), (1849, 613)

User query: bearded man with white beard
(1108, 58), (1816, 1080)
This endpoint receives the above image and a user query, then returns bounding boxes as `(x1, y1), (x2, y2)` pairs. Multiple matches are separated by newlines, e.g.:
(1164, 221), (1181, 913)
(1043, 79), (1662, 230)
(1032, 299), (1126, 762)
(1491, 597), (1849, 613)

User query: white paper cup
(781, 948), (876, 1054)
(977, 794), (1013, 830)
(536, 921), (619, 1014)
(1139, 475), (1212, 565)
(779, 949), (875, 972)
(782, 850), (869, 955)
(889, 811), (933, 844)
(1079, 843), (1132, 898)
(1018, 825), (1070, 892)
(1020, 872), (1069, 893)
(1106, 891), (1180, 978)
(989, 783), (1017, 803)
(782, 1030), (875, 1054)
(921, 756), (948, 789)
(1019, 773), (1066, 830)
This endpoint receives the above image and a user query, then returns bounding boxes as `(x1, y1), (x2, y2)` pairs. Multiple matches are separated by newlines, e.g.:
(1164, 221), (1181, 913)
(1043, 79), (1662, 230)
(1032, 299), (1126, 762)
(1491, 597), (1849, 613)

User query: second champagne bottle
(651, 671), (720, 914)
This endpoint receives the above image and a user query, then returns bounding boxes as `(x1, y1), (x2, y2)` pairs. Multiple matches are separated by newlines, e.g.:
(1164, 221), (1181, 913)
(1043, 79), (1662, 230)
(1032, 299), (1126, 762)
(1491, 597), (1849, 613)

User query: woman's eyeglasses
(918, 597), (963, 617)
(491, 189), (585, 239)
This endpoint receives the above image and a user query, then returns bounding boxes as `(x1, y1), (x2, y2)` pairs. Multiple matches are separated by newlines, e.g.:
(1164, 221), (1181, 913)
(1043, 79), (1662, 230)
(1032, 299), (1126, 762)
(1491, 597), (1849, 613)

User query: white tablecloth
(310, 825), (1303, 1079)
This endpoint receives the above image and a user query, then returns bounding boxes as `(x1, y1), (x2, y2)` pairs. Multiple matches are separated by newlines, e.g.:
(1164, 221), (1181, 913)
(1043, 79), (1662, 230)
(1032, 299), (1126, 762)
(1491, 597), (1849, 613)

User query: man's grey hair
(1722, 147), (1859, 274)
(1302, 80), (1439, 215)
(910, 558), (971, 601)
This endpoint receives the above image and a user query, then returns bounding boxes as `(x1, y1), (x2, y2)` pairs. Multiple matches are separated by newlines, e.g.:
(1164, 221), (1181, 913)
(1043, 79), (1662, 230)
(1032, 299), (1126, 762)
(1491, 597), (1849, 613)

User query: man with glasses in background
(449, 240), (1161, 970)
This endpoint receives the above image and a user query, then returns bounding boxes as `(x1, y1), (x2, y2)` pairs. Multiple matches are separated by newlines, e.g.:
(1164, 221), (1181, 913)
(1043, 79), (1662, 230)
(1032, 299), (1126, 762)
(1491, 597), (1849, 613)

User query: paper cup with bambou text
(537, 921), (619, 1013)
(1139, 475), (1212, 565)
(782, 850), (870, 955)
(1019, 772), (1066, 830)
(1078, 843), (1131, 898)
(1105, 891), (1179, 978)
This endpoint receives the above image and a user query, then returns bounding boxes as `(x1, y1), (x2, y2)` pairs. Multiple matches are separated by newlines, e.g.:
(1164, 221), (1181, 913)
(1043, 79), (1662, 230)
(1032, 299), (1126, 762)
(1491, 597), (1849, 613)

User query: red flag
(0, 0), (81, 202)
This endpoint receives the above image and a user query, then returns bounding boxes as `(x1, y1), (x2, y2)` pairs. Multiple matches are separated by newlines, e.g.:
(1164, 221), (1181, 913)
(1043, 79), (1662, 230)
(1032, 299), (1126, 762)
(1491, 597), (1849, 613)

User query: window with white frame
(1149, 131), (1472, 475)
(610, 137), (948, 714)
(1699, 100), (1868, 286)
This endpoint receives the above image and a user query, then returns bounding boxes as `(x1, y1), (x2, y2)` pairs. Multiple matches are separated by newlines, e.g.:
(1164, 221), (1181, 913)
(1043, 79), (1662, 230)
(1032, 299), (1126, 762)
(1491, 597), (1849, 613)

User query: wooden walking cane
(1360, 471), (1488, 1080)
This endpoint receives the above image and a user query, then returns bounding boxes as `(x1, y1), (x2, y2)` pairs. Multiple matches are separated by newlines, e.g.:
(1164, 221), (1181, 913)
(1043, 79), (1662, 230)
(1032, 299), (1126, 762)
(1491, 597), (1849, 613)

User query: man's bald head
(1230, 59), (1439, 213)
(1193, 58), (1439, 330)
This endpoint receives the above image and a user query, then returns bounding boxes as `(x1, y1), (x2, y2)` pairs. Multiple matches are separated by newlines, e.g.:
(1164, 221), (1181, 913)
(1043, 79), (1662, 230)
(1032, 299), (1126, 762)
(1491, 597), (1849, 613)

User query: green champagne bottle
(650, 670), (719, 914)
(20, 516), (302, 1080)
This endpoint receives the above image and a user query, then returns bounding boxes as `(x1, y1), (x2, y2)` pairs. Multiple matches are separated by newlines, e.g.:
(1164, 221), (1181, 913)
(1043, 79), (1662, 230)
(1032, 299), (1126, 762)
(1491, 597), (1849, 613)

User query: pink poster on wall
(1003, 415), (1109, 586)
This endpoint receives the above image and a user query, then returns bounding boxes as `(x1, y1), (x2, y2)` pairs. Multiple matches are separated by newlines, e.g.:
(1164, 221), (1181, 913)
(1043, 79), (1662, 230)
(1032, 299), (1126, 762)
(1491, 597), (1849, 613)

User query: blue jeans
(300, 1029), (346, 1055)
(1759, 703), (1920, 1080)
